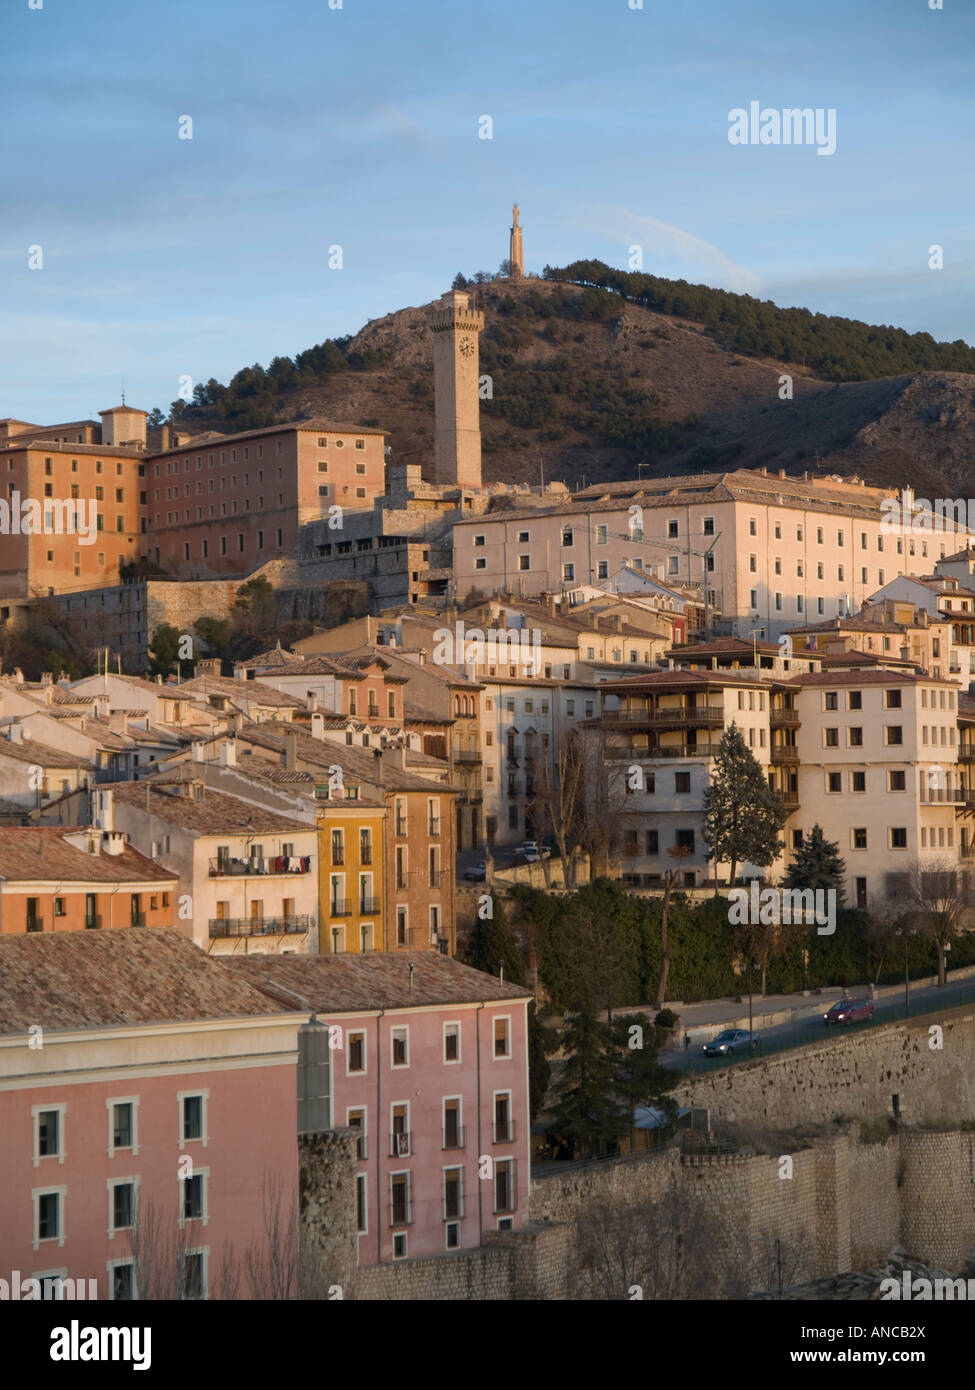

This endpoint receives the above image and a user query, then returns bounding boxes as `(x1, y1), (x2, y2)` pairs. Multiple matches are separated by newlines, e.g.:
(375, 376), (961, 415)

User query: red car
(824, 998), (874, 1025)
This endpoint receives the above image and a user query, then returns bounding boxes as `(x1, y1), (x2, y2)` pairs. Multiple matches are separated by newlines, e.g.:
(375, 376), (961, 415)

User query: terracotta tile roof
(150, 417), (387, 459)
(227, 951), (531, 1012)
(403, 701), (452, 725)
(0, 736), (91, 769)
(0, 929), (290, 1035)
(783, 669), (936, 687)
(175, 674), (304, 708)
(236, 726), (451, 794)
(0, 828), (176, 883)
(110, 781), (313, 835)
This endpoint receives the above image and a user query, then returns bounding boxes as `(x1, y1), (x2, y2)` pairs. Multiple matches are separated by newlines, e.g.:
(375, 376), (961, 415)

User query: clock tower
(430, 289), (484, 488)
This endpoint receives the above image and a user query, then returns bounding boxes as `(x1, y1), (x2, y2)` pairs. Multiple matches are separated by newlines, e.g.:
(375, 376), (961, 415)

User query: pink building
(148, 419), (387, 579)
(0, 929), (304, 1300)
(231, 952), (532, 1264)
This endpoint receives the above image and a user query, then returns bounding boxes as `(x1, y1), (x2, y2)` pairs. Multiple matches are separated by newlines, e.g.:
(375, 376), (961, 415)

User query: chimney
(102, 830), (125, 856)
(95, 787), (114, 832)
(218, 738), (237, 767)
(613, 614), (624, 632)
(196, 657), (220, 677)
(191, 740), (204, 762)
(417, 648), (426, 666)
(308, 692), (318, 712)
(283, 728), (298, 771)
(311, 712), (325, 741)
(13, 668), (23, 685)
(159, 423), (171, 452)
(778, 468), (787, 479)
(233, 662), (247, 682)
(108, 711), (128, 735)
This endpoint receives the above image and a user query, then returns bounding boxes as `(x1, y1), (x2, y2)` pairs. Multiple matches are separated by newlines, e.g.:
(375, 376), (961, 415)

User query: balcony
(130, 914), (146, 928)
(607, 742), (719, 761)
(961, 843), (975, 858)
(330, 851), (345, 866)
(395, 819), (408, 837)
(959, 746), (975, 763)
(770, 708), (800, 728)
(84, 916), (103, 931)
(603, 706), (725, 727)
(770, 746), (800, 764)
(778, 790), (800, 809)
(394, 872), (410, 891)
(429, 819), (441, 837)
(492, 1119), (516, 1144)
(210, 855), (311, 877)
(26, 918), (44, 933)
(209, 915), (311, 939)
(453, 748), (483, 764)
(442, 1124), (465, 1151)
(428, 871), (444, 888)
(390, 1131), (413, 1158)
(327, 899), (352, 917)
(357, 896), (381, 915)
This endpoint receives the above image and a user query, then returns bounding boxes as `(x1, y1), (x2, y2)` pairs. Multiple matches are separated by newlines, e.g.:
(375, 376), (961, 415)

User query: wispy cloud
(586, 207), (763, 295)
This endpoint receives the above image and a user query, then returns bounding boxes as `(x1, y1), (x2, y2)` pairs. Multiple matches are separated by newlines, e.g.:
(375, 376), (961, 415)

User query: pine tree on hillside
(783, 824), (846, 903)
(702, 723), (786, 890)
(550, 1009), (629, 1157)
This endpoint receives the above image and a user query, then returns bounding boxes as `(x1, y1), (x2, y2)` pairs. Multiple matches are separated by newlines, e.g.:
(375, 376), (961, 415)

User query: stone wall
(675, 1002), (975, 1131)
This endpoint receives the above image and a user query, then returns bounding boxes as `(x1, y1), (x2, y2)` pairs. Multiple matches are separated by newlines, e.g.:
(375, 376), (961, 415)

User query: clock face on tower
(459, 335), (476, 359)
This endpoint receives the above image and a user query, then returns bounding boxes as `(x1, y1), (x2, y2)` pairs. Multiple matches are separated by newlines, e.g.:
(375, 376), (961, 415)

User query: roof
(0, 736), (91, 769)
(403, 701), (452, 726)
(668, 637), (783, 658)
(0, 929), (290, 1035)
(226, 951), (531, 1011)
(150, 416), (387, 458)
(236, 725), (455, 794)
(783, 669), (940, 688)
(110, 781), (313, 835)
(0, 828), (176, 884)
(174, 674), (304, 709)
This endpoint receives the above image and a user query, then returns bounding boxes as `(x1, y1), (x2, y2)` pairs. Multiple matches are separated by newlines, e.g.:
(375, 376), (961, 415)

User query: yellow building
(317, 800), (387, 953)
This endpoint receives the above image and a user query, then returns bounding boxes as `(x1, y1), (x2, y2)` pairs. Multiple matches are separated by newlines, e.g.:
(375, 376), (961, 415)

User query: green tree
(148, 623), (183, 678)
(702, 723), (786, 890)
(527, 1002), (551, 1122)
(462, 893), (525, 984)
(550, 1009), (629, 1157)
(610, 1013), (678, 1120)
(783, 824), (846, 902)
(146, 407), (166, 428)
(451, 272), (469, 290)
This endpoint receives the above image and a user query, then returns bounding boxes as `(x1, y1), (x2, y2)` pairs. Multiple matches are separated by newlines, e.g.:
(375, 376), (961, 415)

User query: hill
(166, 267), (975, 500)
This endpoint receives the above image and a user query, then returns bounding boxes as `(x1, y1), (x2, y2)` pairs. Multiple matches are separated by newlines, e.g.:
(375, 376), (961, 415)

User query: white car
(516, 841), (541, 862)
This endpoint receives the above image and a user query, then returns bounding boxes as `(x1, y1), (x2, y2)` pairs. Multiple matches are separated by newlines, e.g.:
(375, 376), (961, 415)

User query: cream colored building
(452, 471), (975, 641)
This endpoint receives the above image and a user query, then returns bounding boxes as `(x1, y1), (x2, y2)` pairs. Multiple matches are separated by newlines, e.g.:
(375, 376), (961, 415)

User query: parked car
(824, 998), (874, 1025)
(463, 861), (487, 882)
(702, 1028), (759, 1057)
(516, 841), (541, 863)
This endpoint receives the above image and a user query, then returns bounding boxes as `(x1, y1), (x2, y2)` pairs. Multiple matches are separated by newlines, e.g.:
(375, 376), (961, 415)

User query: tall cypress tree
(702, 723), (786, 889)
(462, 893), (525, 984)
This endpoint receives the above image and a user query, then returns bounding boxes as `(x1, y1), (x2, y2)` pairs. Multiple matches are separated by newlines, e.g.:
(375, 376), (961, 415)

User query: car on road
(516, 841), (542, 862)
(463, 860), (487, 882)
(824, 997), (874, 1025)
(701, 1028), (759, 1057)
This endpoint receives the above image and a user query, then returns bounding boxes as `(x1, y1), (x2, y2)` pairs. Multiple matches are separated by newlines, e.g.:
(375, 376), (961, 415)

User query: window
(561, 526), (573, 547)
(444, 1023), (460, 1063)
(888, 770), (906, 791)
(109, 1262), (135, 1301)
(848, 690), (862, 710)
(890, 828), (908, 849)
(391, 1175), (411, 1229)
(595, 525), (608, 545)
(885, 726), (903, 746)
(848, 727), (863, 747)
(827, 772), (842, 792)
(494, 1159), (515, 1214)
(674, 771), (691, 793)
(749, 555), (757, 572)
(749, 518), (757, 536)
(886, 689), (902, 709)
(824, 692), (838, 711)
(356, 1174), (368, 1233)
(391, 1027), (409, 1067)
(443, 1167), (463, 1220)
(179, 1092), (206, 1146)
(516, 531), (530, 543)
(562, 563), (575, 581)
(824, 728), (839, 747)
(853, 828), (867, 850)
(179, 1251), (206, 1300)
(493, 1016), (510, 1058)
(34, 1189), (64, 1246)
(851, 771), (866, 792)
(34, 1106), (65, 1163)
(518, 555), (530, 572)
(109, 1180), (136, 1235)
(667, 519), (679, 539)
(181, 1172), (206, 1224)
(348, 1032), (365, 1073)
(108, 1099), (137, 1156)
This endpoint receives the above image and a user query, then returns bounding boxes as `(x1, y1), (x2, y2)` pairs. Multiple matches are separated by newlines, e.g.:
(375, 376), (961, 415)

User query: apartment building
(147, 420), (387, 579)
(105, 781), (319, 954)
(0, 416), (150, 600)
(0, 929), (302, 1297)
(451, 470), (975, 639)
(791, 603), (956, 681)
(481, 675), (603, 846)
(229, 951), (531, 1264)
(0, 824), (176, 935)
(0, 732), (92, 811)
(593, 652), (967, 909)
(317, 796), (388, 955)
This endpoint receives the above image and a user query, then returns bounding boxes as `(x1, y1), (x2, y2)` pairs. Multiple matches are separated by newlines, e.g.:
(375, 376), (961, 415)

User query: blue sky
(2, 0), (972, 422)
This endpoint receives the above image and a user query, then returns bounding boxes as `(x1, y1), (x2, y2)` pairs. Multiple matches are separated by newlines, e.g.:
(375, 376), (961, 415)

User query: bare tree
(891, 859), (972, 987)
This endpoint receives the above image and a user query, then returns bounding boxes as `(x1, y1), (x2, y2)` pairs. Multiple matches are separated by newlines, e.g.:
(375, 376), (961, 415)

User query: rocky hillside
(169, 276), (975, 499)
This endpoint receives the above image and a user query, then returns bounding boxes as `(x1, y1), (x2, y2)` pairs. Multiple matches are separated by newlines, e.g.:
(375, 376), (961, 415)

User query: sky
(1, 0), (972, 423)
